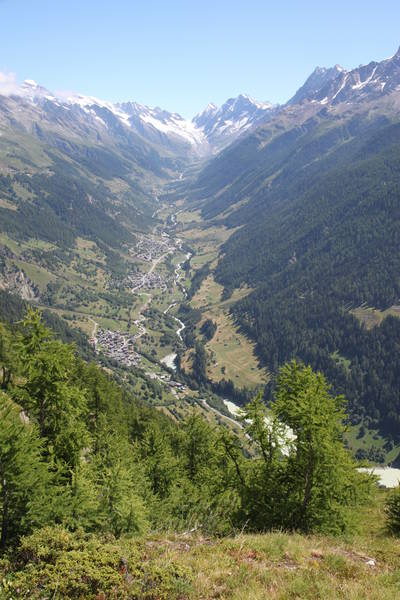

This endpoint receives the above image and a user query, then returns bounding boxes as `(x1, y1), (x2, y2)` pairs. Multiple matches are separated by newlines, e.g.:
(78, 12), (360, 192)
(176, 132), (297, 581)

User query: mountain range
(1, 79), (275, 158)
(3, 43), (399, 176)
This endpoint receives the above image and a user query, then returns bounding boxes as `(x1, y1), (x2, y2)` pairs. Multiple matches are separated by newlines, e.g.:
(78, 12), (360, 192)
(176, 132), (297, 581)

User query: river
(161, 250), (192, 370)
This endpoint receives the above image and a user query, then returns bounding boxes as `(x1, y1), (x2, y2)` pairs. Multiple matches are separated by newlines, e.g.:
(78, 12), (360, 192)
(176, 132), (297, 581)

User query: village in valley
(124, 270), (167, 293)
(94, 328), (141, 368)
(89, 222), (189, 398)
(129, 231), (174, 263)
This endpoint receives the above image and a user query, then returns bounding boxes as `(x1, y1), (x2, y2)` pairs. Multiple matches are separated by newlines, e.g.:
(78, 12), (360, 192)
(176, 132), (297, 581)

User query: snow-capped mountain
(287, 65), (345, 105)
(19, 79), (56, 101)
(192, 94), (276, 150)
(0, 78), (275, 157)
(312, 47), (400, 105)
(290, 47), (400, 107)
(117, 101), (207, 153)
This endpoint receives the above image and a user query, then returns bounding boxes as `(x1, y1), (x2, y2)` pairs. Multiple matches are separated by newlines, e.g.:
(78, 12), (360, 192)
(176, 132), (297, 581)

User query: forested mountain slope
(184, 50), (400, 444)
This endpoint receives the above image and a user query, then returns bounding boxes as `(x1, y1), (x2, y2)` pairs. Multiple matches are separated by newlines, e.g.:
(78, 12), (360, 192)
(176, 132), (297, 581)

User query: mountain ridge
(294, 46), (400, 106)
(0, 78), (275, 157)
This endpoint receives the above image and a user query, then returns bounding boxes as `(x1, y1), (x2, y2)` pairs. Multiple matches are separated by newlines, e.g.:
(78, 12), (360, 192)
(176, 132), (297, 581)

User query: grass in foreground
(2, 529), (399, 599)
(2, 492), (400, 599)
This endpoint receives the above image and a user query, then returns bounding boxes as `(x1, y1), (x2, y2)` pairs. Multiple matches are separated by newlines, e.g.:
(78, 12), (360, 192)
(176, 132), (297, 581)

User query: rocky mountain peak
(288, 64), (345, 105)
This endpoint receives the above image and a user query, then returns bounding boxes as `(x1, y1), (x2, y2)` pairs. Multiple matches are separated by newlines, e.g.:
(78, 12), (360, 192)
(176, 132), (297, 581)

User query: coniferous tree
(0, 323), (16, 390)
(239, 395), (289, 529)
(192, 342), (207, 385)
(0, 393), (54, 547)
(141, 422), (178, 498)
(385, 486), (400, 535)
(15, 308), (88, 470)
(272, 360), (370, 533)
(93, 417), (149, 536)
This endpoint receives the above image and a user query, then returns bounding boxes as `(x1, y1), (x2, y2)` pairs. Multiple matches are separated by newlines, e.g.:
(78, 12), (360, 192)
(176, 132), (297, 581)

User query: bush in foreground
(0, 526), (192, 599)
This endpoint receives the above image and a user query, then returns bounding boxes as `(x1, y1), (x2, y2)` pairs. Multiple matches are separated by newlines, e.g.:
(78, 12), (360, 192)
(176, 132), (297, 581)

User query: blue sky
(1, 0), (399, 117)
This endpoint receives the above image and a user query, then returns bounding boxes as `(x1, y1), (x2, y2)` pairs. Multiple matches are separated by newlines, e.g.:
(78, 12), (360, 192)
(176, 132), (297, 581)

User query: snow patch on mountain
(117, 101), (206, 146)
(192, 94), (276, 150)
(61, 93), (132, 125)
(301, 46), (400, 106)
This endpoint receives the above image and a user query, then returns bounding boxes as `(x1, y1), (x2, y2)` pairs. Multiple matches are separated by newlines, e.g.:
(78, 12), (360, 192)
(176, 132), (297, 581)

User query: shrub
(385, 486), (400, 535)
(1, 526), (193, 599)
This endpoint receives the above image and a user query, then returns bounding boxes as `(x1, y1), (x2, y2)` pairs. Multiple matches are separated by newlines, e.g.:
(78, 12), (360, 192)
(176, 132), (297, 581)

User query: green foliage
(60, 460), (104, 533)
(1, 526), (192, 599)
(0, 322), (16, 390)
(0, 393), (54, 547)
(191, 341), (208, 385)
(201, 318), (217, 341)
(0, 310), (159, 547)
(15, 308), (88, 469)
(0, 308), (373, 558)
(0, 289), (95, 360)
(93, 419), (149, 537)
(180, 414), (215, 483)
(164, 414), (241, 535)
(219, 363), (372, 535)
(141, 422), (178, 499)
(385, 486), (400, 535)
(272, 361), (370, 533)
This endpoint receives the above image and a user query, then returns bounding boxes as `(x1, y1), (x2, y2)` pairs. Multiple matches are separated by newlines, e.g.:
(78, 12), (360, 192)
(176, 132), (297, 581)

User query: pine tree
(180, 414), (214, 483)
(238, 394), (290, 529)
(385, 486), (400, 535)
(141, 422), (178, 498)
(192, 342), (207, 385)
(0, 392), (53, 547)
(61, 460), (102, 532)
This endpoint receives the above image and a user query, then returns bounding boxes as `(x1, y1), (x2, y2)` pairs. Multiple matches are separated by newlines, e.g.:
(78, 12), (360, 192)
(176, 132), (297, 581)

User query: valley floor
(2, 176), (399, 462)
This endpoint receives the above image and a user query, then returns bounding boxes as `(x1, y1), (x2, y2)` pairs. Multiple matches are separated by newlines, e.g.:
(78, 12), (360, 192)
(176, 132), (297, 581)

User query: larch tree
(0, 392), (53, 547)
(15, 308), (88, 471)
(272, 360), (370, 533)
